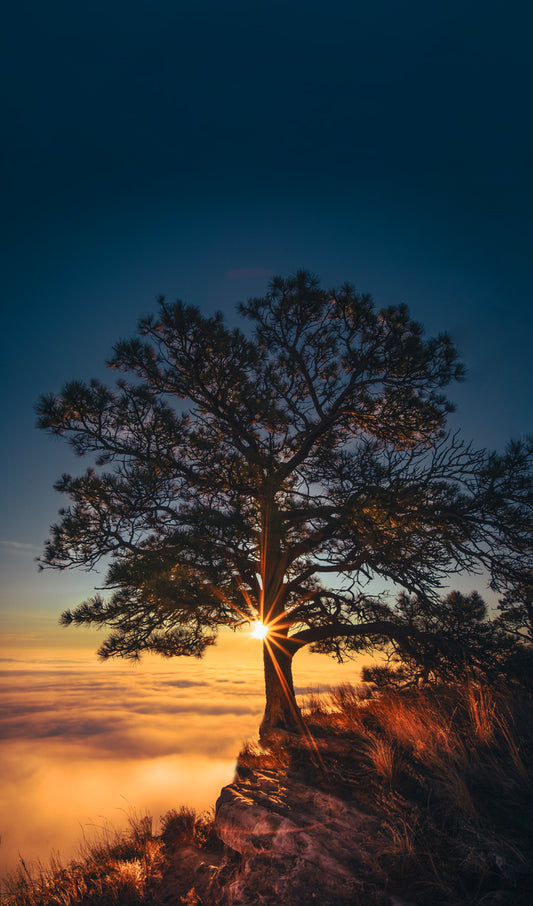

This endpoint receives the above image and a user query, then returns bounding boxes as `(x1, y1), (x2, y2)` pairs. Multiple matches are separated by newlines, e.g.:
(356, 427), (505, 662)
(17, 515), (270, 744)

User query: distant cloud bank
(0, 638), (364, 875)
(0, 654), (264, 875)
(0, 658), (264, 758)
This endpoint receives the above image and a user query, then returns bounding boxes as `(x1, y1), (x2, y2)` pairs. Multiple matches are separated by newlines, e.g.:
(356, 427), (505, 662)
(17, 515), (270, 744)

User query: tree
(495, 569), (533, 645)
(484, 444), (533, 652)
(37, 271), (533, 734)
(362, 590), (519, 689)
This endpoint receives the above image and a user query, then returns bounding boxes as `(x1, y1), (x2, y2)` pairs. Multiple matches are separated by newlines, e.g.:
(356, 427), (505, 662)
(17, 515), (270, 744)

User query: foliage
(495, 568), (533, 644)
(36, 271), (533, 727)
(361, 589), (527, 689)
(303, 682), (533, 905)
(238, 681), (533, 905)
(0, 813), (163, 906)
(160, 807), (213, 849)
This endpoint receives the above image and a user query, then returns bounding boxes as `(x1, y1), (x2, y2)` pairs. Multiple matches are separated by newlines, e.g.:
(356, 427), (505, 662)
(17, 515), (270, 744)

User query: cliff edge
(159, 684), (532, 906)
(162, 729), (405, 906)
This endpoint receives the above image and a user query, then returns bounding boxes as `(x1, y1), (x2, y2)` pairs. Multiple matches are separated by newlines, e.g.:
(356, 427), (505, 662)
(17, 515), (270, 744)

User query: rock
(210, 754), (380, 905)
(163, 733), (421, 905)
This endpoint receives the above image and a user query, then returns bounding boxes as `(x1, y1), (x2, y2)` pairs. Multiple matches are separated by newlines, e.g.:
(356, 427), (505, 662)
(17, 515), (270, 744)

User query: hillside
(2, 683), (532, 906)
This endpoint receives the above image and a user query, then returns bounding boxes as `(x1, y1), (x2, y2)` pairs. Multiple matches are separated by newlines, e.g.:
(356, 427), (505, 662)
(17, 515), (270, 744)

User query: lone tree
(37, 271), (532, 734)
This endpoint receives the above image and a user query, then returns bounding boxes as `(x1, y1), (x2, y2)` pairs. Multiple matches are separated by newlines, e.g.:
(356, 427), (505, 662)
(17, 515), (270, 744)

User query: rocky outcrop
(155, 684), (533, 905)
(161, 730), (415, 906)
(214, 767), (378, 905)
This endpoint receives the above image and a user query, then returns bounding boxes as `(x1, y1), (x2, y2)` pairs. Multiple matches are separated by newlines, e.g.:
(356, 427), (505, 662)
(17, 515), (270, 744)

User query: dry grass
(364, 735), (406, 787)
(160, 806), (214, 849)
(0, 805), (218, 906)
(299, 680), (533, 905)
(237, 738), (291, 775)
(2, 812), (169, 906)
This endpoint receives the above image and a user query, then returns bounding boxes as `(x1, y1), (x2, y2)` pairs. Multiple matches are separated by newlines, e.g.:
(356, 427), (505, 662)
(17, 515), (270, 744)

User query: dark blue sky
(1, 0), (532, 626)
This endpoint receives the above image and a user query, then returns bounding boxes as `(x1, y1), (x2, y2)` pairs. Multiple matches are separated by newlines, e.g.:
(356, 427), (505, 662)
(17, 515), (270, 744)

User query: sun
(251, 620), (269, 640)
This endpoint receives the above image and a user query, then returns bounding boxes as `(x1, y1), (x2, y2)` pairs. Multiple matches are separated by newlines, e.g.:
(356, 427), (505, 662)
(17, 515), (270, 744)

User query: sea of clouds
(0, 635), (362, 876)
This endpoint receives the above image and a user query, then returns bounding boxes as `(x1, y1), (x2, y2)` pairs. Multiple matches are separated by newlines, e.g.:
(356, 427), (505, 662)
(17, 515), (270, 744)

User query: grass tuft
(1, 811), (165, 906)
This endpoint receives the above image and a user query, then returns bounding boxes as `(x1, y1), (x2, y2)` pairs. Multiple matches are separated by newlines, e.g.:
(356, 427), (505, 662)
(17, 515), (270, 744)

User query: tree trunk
(259, 637), (302, 737)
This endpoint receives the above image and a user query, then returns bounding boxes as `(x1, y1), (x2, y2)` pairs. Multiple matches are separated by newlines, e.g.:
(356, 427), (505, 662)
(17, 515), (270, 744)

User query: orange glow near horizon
(0, 628), (372, 876)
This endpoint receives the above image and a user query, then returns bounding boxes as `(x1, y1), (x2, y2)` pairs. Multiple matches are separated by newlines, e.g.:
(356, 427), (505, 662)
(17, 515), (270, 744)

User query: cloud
(0, 661), (264, 756)
(0, 655), (263, 874)
(0, 539), (42, 554)
(226, 268), (274, 280)
(0, 640), (367, 875)
(0, 741), (234, 877)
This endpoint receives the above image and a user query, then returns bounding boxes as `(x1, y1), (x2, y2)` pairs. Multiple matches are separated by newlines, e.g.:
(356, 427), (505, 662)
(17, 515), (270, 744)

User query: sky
(0, 0), (532, 877)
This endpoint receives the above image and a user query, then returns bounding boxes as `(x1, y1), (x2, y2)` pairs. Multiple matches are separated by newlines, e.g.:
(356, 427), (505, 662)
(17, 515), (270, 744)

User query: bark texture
(260, 638), (302, 736)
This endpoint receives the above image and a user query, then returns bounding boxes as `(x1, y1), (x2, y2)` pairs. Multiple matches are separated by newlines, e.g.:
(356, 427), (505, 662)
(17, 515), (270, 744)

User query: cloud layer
(0, 650), (262, 874)
(0, 638), (365, 876)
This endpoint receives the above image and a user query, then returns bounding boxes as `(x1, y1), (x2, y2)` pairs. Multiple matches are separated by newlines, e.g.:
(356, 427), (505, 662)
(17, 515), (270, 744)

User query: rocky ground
(159, 731), (408, 906)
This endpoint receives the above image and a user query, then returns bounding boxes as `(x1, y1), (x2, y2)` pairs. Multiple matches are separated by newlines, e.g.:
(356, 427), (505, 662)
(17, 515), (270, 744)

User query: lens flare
(251, 620), (269, 640)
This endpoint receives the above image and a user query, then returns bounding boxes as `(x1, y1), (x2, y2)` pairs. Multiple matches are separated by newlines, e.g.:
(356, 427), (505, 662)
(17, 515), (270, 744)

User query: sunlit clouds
(0, 633), (367, 875)
(0, 644), (260, 875)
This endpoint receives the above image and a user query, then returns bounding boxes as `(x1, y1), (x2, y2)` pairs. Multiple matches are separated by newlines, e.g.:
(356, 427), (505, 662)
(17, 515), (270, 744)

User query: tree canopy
(37, 271), (533, 732)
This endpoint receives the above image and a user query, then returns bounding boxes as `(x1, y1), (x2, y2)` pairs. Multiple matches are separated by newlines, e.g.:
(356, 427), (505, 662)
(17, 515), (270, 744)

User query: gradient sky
(1, 0), (532, 630)
(0, 0), (532, 873)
